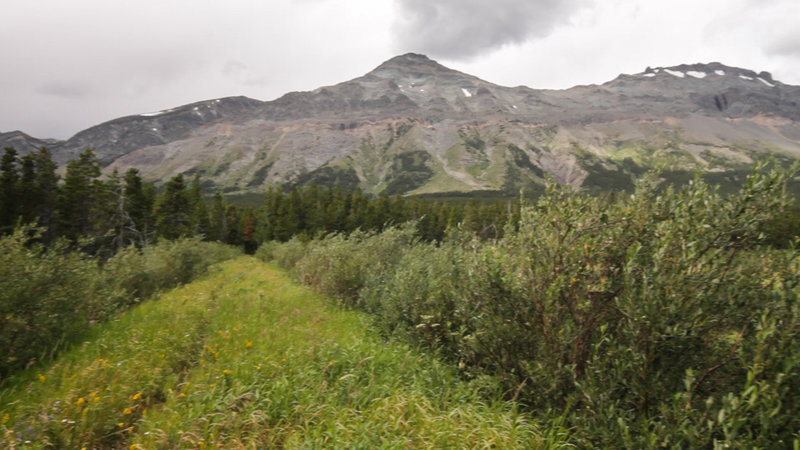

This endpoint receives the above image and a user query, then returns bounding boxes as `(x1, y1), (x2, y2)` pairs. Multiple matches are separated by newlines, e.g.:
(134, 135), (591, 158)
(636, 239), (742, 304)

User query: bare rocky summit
(3, 54), (800, 195)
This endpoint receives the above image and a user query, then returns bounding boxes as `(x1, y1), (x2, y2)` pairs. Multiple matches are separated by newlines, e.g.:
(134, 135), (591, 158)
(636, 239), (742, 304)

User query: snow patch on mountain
(664, 69), (685, 78)
(758, 77), (775, 87)
(140, 109), (171, 117)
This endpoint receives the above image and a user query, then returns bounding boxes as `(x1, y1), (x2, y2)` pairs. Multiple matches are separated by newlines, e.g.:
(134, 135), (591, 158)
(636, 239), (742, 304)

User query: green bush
(288, 163), (800, 446)
(0, 229), (121, 378)
(264, 236), (309, 272)
(294, 224), (417, 307)
(0, 232), (240, 380)
(103, 238), (241, 304)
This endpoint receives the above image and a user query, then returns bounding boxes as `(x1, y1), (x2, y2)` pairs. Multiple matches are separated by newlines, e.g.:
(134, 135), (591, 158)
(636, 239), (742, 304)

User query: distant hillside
(3, 54), (799, 195)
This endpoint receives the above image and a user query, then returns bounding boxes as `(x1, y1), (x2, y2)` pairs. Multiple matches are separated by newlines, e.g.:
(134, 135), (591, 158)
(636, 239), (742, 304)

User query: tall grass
(0, 258), (549, 448)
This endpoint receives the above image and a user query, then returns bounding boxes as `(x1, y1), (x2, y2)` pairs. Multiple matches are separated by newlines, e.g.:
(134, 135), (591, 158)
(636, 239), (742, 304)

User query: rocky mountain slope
(3, 54), (800, 196)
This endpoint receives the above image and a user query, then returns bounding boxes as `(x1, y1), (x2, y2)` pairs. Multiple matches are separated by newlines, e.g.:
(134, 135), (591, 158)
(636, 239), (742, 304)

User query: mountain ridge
(3, 54), (799, 196)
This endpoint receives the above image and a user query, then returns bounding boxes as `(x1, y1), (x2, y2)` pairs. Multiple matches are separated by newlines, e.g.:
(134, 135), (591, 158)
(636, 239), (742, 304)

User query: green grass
(1, 257), (549, 448)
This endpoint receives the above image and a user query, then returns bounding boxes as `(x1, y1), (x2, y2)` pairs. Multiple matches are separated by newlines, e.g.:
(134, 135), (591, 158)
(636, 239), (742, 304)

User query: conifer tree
(154, 174), (193, 240)
(0, 147), (19, 233)
(57, 148), (101, 242)
(17, 153), (38, 224)
(123, 168), (155, 246)
(33, 147), (60, 241)
(224, 204), (242, 245)
(208, 192), (228, 242)
(243, 213), (256, 254)
(284, 187), (304, 238)
(189, 174), (210, 238)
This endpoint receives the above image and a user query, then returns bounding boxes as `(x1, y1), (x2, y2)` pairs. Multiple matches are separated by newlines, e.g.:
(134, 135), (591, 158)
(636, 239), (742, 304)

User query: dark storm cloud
(392, 0), (585, 60)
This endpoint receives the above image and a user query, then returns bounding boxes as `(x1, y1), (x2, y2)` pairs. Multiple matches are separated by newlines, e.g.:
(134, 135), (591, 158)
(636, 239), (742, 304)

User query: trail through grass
(1, 257), (551, 448)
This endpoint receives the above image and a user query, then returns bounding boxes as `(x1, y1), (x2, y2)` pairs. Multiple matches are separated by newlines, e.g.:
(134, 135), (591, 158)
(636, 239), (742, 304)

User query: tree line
(1, 147), (226, 256)
(0, 146), (521, 255)
(5, 145), (796, 254)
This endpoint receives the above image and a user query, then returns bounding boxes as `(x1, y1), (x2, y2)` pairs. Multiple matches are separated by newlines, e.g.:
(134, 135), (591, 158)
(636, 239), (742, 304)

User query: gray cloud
(392, 0), (586, 60)
(36, 81), (92, 99)
(765, 31), (800, 58)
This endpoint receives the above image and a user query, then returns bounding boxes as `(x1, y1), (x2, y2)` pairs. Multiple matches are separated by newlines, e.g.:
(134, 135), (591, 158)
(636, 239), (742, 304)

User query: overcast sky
(2, 0), (799, 139)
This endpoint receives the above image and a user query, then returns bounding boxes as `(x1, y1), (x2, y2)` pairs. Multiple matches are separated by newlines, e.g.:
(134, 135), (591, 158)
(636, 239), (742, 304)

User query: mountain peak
(367, 53), (457, 78)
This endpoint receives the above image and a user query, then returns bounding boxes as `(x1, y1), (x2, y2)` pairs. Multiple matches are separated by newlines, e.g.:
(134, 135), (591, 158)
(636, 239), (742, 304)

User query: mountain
(3, 54), (800, 196)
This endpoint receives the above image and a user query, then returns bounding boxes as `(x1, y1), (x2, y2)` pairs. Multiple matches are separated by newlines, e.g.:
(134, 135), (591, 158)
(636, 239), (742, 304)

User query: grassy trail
(1, 257), (549, 448)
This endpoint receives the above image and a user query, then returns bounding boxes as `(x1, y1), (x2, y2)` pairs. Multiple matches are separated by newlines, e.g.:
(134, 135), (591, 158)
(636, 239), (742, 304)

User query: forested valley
(2, 145), (800, 447)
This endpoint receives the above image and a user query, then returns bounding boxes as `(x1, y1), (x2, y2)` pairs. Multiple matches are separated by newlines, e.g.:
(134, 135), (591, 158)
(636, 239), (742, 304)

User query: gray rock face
(3, 54), (799, 195)
(0, 131), (60, 154)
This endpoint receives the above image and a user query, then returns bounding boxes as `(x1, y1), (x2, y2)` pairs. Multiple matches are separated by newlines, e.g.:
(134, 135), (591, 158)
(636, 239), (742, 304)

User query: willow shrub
(103, 237), (241, 305)
(265, 164), (799, 446)
(0, 229), (122, 379)
(258, 236), (310, 274)
(293, 223), (417, 307)
(0, 233), (240, 380)
(357, 164), (800, 446)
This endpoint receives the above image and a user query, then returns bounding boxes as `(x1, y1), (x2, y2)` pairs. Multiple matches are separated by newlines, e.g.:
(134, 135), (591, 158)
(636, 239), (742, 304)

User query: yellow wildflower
(123, 407), (133, 415)
(245, 340), (253, 348)
(222, 369), (232, 376)
(37, 373), (46, 381)
(131, 392), (142, 401)
(76, 397), (85, 406)
(256, 365), (262, 371)
(93, 396), (101, 403)
(118, 422), (125, 427)
(179, 392), (186, 398)
(2, 413), (9, 424)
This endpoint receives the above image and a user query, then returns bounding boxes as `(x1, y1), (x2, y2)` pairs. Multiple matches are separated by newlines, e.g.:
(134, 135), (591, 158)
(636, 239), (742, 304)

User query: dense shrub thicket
(262, 165), (800, 447)
(0, 231), (240, 379)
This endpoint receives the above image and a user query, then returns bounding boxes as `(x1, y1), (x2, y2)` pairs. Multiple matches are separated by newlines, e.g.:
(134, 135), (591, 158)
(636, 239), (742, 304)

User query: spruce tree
(123, 168), (155, 246)
(154, 174), (193, 240)
(189, 174), (210, 238)
(17, 153), (38, 224)
(208, 192), (227, 242)
(0, 147), (19, 233)
(33, 147), (60, 241)
(58, 148), (101, 242)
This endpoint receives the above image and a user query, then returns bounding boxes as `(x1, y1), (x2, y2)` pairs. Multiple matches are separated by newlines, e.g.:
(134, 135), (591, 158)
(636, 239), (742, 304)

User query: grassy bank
(0, 257), (548, 448)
